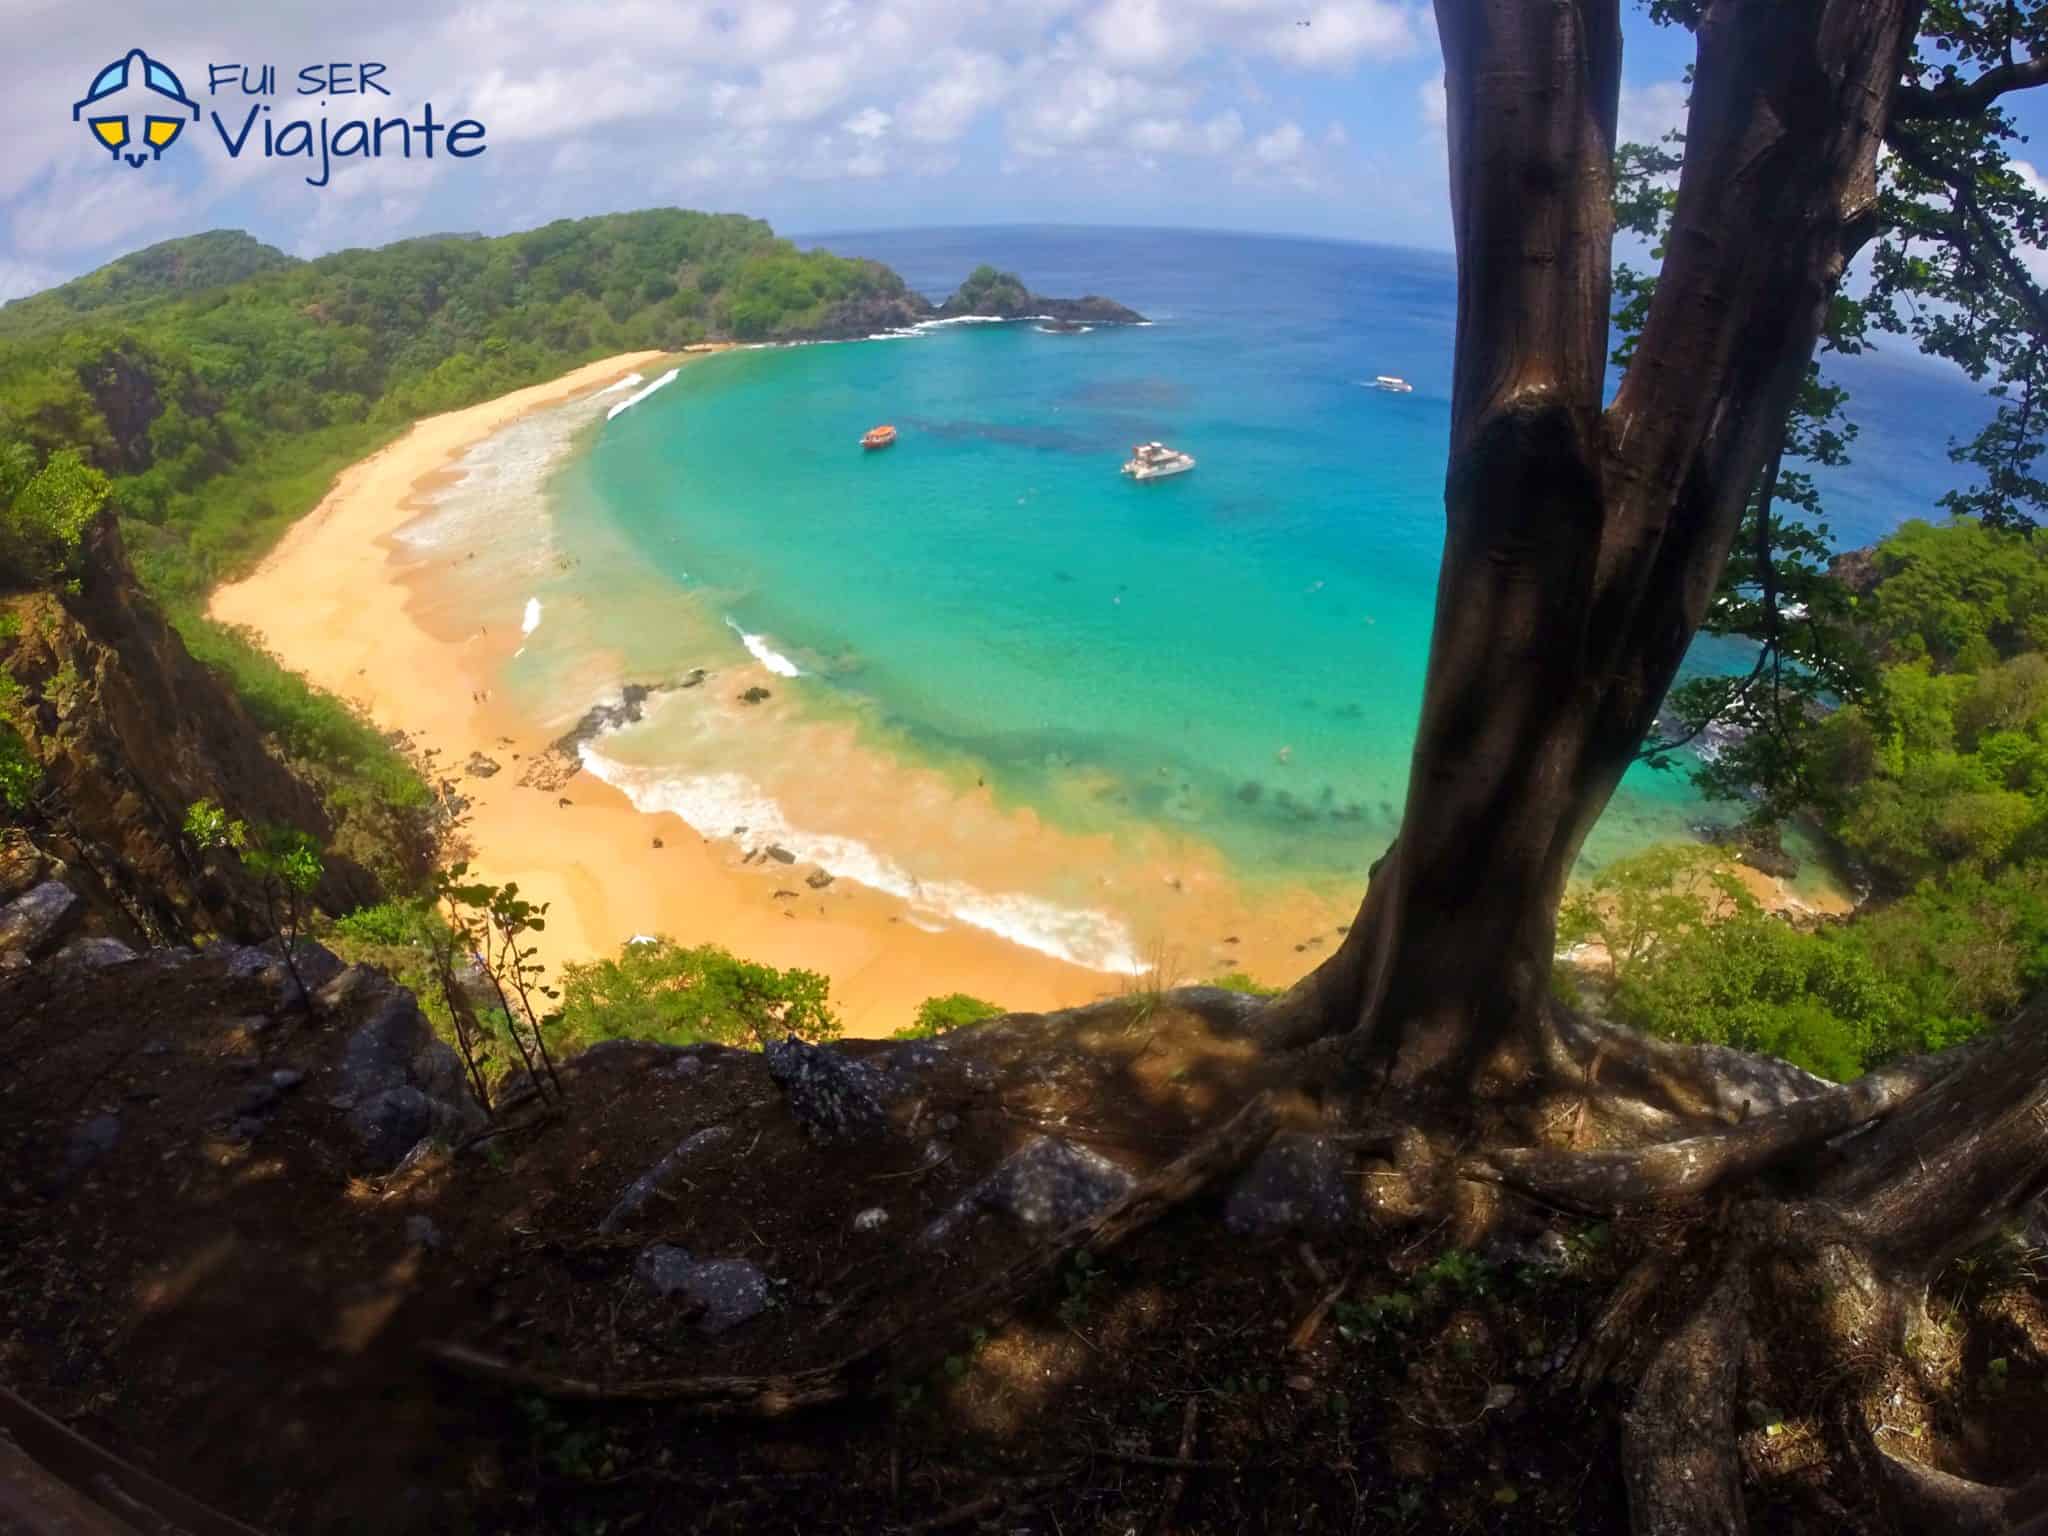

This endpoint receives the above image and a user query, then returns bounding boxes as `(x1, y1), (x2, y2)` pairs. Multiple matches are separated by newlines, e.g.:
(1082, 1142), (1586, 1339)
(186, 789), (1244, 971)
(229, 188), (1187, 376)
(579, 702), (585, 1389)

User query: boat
(1121, 441), (1196, 480)
(861, 424), (898, 450)
(1370, 375), (1414, 393)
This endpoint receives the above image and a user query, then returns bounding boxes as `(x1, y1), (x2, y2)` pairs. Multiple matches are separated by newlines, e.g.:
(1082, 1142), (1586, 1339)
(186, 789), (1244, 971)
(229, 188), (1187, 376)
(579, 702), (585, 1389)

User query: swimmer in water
(1276, 745), (1293, 765)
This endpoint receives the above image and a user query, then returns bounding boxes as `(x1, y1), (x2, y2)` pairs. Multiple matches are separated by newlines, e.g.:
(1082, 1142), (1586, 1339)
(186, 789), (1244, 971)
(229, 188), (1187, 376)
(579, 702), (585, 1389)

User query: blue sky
(0, 2), (2042, 304)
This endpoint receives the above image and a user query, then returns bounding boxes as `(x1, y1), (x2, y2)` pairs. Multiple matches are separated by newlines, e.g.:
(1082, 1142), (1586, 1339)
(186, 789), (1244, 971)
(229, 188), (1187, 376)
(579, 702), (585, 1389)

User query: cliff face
(0, 516), (370, 945)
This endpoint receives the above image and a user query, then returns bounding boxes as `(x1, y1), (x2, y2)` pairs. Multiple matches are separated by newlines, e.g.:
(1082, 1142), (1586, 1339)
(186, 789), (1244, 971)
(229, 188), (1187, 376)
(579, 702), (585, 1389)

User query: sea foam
(606, 368), (680, 421)
(521, 597), (543, 636)
(589, 371), (643, 398)
(579, 749), (1145, 974)
(725, 617), (802, 677)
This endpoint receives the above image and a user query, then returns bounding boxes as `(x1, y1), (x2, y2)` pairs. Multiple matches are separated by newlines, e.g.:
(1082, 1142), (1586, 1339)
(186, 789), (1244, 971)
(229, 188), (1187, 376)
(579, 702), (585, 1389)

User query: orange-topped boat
(861, 424), (898, 450)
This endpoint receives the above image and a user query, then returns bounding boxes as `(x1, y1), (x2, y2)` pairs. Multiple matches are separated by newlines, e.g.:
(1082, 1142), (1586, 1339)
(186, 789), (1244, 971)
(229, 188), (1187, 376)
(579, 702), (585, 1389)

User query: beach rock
(678, 668), (707, 689)
(464, 751), (502, 779)
(922, 1137), (1136, 1246)
(634, 1245), (771, 1333)
(765, 845), (796, 864)
(1224, 1133), (1352, 1237)
(805, 869), (835, 889)
(764, 1036), (888, 1144)
(739, 687), (772, 705)
(599, 1125), (735, 1234)
(0, 880), (84, 964)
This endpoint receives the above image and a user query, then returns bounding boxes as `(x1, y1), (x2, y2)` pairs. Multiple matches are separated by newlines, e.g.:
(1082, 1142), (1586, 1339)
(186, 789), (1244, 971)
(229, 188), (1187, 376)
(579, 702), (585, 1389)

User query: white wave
(589, 371), (644, 399)
(605, 367), (680, 421)
(1035, 324), (1093, 334)
(521, 596), (543, 637)
(725, 616), (801, 677)
(579, 752), (1146, 974)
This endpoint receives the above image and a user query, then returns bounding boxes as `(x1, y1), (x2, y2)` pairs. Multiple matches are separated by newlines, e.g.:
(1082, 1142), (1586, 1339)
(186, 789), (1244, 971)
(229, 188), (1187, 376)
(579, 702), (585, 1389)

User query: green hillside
(0, 209), (917, 605)
(0, 231), (298, 339)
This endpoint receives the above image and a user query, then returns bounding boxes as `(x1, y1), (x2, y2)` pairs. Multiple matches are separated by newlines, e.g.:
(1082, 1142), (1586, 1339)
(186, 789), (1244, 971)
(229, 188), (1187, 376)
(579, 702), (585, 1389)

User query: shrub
(894, 992), (1006, 1040)
(1201, 970), (1284, 997)
(553, 937), (839, 1052)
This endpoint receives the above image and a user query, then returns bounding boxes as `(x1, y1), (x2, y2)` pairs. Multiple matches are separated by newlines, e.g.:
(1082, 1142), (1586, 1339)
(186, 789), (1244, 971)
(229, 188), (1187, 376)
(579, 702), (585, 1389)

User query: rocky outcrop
(934, 265), (1146, 325)
(0, 516), (373, 945)
(318, 963), (488, 1168)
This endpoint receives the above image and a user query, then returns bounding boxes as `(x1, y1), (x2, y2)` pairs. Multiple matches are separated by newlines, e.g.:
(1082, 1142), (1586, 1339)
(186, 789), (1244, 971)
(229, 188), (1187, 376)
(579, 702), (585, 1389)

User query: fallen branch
(428, 1092), (1279, 1416)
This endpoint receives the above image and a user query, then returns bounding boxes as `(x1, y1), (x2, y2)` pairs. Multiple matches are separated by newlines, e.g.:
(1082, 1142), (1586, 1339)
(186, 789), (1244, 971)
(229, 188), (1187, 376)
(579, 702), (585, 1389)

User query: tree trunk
(1263, 0), (1920, 1094)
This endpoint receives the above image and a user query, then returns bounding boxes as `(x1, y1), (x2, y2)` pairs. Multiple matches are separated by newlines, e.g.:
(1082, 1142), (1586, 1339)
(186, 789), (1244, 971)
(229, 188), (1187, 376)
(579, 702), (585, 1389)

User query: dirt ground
(2, 951), (2042, 1534)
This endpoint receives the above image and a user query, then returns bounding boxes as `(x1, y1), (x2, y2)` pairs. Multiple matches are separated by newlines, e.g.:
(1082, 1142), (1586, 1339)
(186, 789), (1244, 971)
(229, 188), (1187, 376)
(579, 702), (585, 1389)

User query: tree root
(1470, 1050), (1959, 1215)
(429, 1092), (1279, 1417)
(1619, 1250), (1750, 1536)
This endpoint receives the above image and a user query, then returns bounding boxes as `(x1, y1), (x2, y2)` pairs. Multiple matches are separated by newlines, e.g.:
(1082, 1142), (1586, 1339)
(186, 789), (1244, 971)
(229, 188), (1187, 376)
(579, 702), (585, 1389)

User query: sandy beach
(209, 352), (1347, 1035)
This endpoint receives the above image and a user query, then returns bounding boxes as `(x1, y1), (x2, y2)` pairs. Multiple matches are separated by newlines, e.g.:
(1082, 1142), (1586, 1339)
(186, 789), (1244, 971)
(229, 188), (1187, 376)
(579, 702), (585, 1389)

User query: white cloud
(898, 51), (1011, 143)
(843, 107), (893, 140)
(0, 257), (65, 304)
(1418, 72), (1446, 143)
(1617, 80), (1688, 150)
(0, 0), (1442, 268)
(1252, 121), (1307, 166)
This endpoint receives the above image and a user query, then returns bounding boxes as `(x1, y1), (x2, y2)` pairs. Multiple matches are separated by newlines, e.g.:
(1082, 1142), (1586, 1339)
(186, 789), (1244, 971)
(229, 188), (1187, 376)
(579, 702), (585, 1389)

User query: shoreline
(208, 351), (1192, 1036)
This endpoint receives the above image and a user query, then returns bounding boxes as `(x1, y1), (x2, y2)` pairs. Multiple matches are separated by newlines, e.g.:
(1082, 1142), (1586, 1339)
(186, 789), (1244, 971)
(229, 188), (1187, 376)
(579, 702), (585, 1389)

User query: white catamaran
(1121, 441), (1196, 480)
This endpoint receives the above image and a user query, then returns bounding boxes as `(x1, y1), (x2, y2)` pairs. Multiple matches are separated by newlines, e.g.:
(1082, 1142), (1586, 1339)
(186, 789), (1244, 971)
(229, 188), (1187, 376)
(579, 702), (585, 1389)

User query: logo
(74, 49), (200, 168)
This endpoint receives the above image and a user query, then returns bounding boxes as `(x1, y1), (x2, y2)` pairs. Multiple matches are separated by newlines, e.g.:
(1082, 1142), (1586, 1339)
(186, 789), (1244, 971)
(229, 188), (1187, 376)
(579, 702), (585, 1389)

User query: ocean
(397, 226), (1996, 977)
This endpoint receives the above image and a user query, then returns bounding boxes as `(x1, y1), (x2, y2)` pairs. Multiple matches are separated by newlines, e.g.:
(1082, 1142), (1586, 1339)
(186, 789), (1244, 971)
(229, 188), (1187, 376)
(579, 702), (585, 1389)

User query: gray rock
(348, 1087), (436, 1169)
(922, 1137), (1136, 1246)
(765, 844), (796, 864)
(405, 1214), (444, 1250)
(0, 881), (84, 963)
(805, 870), (835, 889)
(465, 751), (502, 779)
(599, 1125), (734, 1233)
(852, 1206), (889, 1232)
(271, 1068), (304, 1091)
(221, 938), (344, 1008)
(764, 1036), (887, 1144)
(1224, 1133), (1352, 1237)
(50, 936), (139, 970)
(634, 1245), (771, 1333)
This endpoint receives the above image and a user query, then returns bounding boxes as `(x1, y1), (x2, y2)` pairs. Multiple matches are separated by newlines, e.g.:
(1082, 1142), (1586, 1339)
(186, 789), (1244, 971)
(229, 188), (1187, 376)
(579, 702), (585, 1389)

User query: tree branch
(1891, 56), (2048, 124)
(1883, 127), (2048, 338)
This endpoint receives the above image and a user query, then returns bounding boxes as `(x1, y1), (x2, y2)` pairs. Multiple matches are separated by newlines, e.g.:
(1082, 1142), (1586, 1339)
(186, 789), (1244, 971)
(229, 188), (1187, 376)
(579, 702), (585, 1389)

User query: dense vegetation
(1564, 515), (2048, 1080)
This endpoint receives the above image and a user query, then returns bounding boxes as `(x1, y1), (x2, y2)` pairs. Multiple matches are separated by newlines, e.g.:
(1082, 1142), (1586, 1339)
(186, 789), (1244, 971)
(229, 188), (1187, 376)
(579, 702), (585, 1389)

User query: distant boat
(861, 424), (898, 450)
(1370, 375), (1414, 393)
(1122, 441), (1195, 481)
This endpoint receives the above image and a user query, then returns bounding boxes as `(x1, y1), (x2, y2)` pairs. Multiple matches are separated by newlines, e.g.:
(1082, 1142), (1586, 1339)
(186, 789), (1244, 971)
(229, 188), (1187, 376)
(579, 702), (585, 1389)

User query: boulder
(634, 1245), (771, 1333)
(764, 1036), (887, 1144)
(324, 966), (487, 1167)
(49, 936), (139, 970)
(922, 1136), (1135, 1246)
(1223, 1132), (1353, 1237)
(0, 881), (84, 964)
(218, 936), (344, 1008)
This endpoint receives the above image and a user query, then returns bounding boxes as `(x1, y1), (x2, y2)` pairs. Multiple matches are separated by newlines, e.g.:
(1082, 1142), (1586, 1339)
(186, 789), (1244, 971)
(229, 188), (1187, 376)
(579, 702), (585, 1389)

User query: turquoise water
(487, 228), (1996, 965)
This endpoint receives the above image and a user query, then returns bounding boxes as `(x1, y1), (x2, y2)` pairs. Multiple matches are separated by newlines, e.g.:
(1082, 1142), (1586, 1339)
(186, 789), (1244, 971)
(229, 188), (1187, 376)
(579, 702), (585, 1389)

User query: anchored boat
(1121, 441), (1195, 480)
(861, 424), (898, 450)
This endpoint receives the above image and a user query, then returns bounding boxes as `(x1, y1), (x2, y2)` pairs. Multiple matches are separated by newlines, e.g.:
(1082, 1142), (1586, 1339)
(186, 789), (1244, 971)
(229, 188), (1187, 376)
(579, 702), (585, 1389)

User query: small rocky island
(934, 264), (1146, 325)
(795, 262), (1145, 339)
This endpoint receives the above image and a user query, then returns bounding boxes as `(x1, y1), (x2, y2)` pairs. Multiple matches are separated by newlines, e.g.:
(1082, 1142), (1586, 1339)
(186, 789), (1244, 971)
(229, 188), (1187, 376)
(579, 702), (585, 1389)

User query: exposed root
(1619, 1250), (1750, 1536)
(1471, 1051), (1960, 1215)
(431, 1092), (1280, 1415)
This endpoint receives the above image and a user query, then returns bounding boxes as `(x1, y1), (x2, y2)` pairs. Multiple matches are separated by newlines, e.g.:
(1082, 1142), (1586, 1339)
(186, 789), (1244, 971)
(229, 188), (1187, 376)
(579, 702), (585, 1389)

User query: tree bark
(1265, 0), (1922, 1095)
